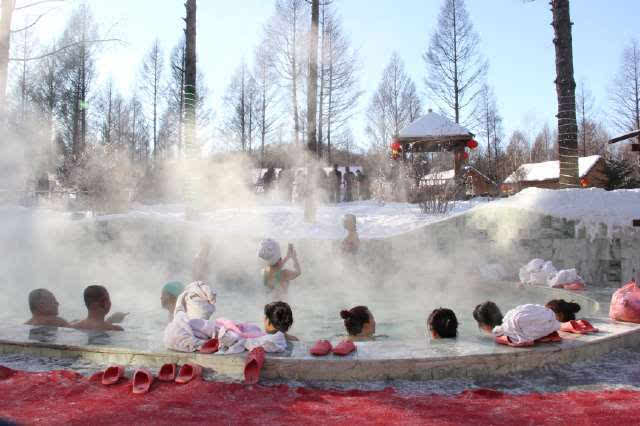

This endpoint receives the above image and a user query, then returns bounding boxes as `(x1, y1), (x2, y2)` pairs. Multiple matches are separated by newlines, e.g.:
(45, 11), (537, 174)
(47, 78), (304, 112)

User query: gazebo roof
(398, 111), (473, 141)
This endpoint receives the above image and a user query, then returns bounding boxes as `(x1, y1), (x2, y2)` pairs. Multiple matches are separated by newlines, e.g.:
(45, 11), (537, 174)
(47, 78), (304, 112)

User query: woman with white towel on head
(258, 239), (301, 299)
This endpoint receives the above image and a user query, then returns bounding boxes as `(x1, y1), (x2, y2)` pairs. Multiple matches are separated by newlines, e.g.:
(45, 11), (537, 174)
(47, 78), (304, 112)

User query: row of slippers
(97, 347), (266, 394)
(310, 340), (356, 356)
(496, 319), (598, 348)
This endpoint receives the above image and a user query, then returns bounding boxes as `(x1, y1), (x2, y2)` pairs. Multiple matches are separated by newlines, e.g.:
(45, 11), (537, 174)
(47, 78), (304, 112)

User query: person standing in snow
(344, 167), (355, 202)
(331, 164), (342, 203)
(278, 166), (294, 202)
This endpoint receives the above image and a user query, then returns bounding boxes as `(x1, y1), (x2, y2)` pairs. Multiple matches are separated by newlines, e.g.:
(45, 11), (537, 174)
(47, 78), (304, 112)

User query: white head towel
(258, 239), (281, 266)
(173, 281), (217, 320)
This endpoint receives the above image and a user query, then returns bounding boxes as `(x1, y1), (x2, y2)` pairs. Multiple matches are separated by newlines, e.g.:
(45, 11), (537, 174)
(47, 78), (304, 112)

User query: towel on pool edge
(493, 304), (561, 345)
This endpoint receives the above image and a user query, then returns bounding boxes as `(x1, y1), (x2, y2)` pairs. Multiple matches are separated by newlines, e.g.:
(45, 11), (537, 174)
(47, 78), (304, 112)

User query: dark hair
(428, 308), (458, 338)
(340, 306), (371, 336)
(473, 301), (503, 328)
(265, 301), (294, 332)
(28, 289), (52, 313)
(84, 285), (108, 308)
(546, 299), (581, 322)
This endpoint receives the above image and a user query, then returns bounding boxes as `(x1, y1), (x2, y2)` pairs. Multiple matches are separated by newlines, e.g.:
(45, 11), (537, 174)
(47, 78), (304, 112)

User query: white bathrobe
(493, 304), (561, 345)
(189, 317), (288, 354)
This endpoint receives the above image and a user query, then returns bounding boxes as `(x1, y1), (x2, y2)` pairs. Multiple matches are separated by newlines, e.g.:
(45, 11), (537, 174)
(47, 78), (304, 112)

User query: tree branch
(13, 0), (64, 11)
(10, 8), (55, 33)
(9, 38), (124, 62)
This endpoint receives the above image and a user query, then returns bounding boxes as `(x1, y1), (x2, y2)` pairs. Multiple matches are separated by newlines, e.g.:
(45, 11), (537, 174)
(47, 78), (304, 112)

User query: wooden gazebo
(396, 110), (475, 180)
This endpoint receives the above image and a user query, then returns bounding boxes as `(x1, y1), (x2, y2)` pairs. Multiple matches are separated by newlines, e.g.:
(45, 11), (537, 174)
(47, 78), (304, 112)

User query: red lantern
(466, 139), (478, 150)
(580, 178), (589, 188)
(391, 141), (402, 152)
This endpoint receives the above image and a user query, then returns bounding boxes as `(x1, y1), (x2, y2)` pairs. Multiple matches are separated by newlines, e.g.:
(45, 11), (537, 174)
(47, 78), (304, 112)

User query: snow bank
(475, 187), (640, 230)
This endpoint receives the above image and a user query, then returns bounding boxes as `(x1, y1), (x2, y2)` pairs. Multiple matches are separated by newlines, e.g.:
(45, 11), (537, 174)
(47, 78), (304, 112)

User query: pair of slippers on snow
(100, 363), (202, 394)
(309, 340), (356, 356)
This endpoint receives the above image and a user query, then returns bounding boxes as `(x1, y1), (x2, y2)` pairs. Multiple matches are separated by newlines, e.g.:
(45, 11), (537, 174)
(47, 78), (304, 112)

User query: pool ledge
(1, 319), (639, 382)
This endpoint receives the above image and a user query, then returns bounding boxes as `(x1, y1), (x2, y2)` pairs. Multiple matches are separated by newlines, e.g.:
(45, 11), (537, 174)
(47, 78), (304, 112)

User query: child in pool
(259, 239), (301, 296)
(545, 299), (581, 322)
(25, 289), (69, 328)
(427, 308), (458, 339)
(161, 281), (184, 321)
(473, 301), (503, 334)
(71, 285), (127, 332)
(341, 306), (376, 341)
(264, 301), (298, 341)
(340, 214), (360, 255)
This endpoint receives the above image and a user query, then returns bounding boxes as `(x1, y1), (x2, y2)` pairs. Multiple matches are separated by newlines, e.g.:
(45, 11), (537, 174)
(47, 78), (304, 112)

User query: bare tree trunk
(551, 0), (579, 187)
(184, 0), (197, 211)
(0, 0), (15, 120)
(292, 9), (300, 147)
(452, 0), (460, 124)
(306, 0), (319, 155)
(317, 3), (326, 160)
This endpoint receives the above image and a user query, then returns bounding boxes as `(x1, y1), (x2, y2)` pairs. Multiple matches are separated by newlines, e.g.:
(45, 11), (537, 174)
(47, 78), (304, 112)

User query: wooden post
(184, 0), (197, 218)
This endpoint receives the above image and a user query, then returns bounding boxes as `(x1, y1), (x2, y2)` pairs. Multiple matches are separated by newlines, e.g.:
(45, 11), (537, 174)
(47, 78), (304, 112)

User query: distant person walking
(262, 167), (276, 194)
(278, 166), (294, 202)
(331, 164), (342, 203)
(344, 167), (355, 202)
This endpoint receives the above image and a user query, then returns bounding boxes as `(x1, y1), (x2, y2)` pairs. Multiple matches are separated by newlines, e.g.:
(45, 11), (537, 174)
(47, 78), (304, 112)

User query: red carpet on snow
(0, 366), (639, 425)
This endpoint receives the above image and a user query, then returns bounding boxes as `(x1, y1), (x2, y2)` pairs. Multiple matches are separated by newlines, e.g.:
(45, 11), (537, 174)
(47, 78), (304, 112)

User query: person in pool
(161, 281), (184, 321)
(259, 239), (301, 295)
(341, 306), (376, 341)
(340, 214), (360, 255)
(71, 285), (127, 331)
(546, 299), (581, 323)
(25, 289), (69, 327)
(473, 301), (504, 334)
(427, 308), (458, 339)
(192, 239), (212, 282)
(264, 301), (298, 341)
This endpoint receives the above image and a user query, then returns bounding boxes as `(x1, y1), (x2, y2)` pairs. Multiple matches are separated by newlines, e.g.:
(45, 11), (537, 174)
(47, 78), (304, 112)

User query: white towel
(163, 311), (207, 352)
(258, 239), (281, 266)
(173, 281), (217, 320)
(493, 304), (561, 345)
(547, 268), (584, 288)
(519, 259), (557, 286)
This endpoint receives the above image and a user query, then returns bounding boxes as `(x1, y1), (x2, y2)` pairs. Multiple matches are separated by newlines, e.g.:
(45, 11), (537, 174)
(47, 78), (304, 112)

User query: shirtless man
(71, 285), (126, 332)
(25, 289), (69, 327)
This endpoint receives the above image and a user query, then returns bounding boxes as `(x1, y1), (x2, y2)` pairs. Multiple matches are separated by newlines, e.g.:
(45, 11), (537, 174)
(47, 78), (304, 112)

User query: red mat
(0, 366), (639, 425)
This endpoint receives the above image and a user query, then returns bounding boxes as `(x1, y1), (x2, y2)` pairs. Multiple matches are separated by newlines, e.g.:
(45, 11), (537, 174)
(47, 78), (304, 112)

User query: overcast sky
(13, 0), (640, 149)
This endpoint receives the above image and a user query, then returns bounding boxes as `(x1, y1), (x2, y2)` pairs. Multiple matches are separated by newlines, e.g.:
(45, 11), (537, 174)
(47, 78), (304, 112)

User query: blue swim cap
(162, 281), (184, 297)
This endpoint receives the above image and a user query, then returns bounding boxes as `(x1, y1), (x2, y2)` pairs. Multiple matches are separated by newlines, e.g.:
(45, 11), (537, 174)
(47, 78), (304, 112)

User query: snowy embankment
(474, 187), (640, 231)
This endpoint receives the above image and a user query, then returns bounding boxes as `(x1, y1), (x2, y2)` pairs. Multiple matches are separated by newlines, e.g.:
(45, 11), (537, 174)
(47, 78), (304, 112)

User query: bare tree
(423, 0), (487, 125)
(221, 61), (252, 152)
(505, 130), (531, 175)
(477, 84), (503, 179)
(140, 38), (164, 161)
(320, 7), (361, 164)
(365, 52), (422, 152)
(611, 38), (640, 141)
(550, 0), (579, 187)
(265, 0), (308, 146)
(576, 79), (594, 157)
(254, 40), (279, 167)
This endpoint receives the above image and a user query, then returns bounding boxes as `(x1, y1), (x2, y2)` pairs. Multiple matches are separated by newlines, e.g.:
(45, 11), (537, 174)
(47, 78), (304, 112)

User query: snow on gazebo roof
(398, 111), (473, 140)
(504, 155), (602, 184)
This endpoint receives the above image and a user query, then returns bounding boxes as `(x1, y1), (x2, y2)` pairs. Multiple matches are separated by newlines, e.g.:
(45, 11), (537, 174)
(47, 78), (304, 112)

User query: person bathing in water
(264, 301), (298, 341)
(475, 302), (561, 345)
(341, 214), (360, 255)
(546, 299), (581, 323)
(473, 301), (504, 334)
(427, 308), (458, 339)
(341, 306), (375, 341)
(192, 239), (212, 282)
(71, 285), (127, 332)
(161, 281), (185, 322)
(258, 239), (301, 295)
(25, 289), (69, 327)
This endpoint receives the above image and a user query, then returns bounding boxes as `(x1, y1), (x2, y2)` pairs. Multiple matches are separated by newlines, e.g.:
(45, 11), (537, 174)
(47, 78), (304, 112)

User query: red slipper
(310, 340), (332, 356)
(102, 365), (125, 385)
(131, 368), (154, 394)
(495, 335), (534, 347)
(332, 340), (356, 356)
(577, 319), (598, 333)
(560, 320), (585, 334)
(200, 337), (219, 354)
(563, 282), (585, 291)
(157, 363), (177, 382)
(175, 363), (202, 384)
(536, 331), (562, 343)
(244, 347), (265, 385)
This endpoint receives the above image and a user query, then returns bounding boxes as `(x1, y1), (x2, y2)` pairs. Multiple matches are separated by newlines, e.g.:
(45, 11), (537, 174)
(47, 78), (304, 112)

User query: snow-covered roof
(504, 156), (602, 184)
(398, 111), (472, 139)
(422, 169), (455, 181)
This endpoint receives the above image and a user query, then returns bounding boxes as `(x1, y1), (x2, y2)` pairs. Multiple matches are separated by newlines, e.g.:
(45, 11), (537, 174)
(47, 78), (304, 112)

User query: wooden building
(421, 166), (498, 197)
(501, 155), (608, 194)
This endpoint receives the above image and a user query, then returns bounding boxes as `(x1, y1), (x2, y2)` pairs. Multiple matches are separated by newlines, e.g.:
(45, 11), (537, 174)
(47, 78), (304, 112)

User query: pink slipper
(536, 331), (562, 343)
(310, 340), (332, 356)
(175, 363), (202, 384)
(332, 340), (356, 356)
(102, 365), (125, 385)
(244, 347), (265, 385)
(577, 319), (598, 333)
(495, 335), (534, 347)
(200, 337), (219, 354)
(560, 320), (587, 334)
(157, 363), (177, 382)
(131, 368), (154, 394)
